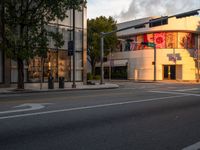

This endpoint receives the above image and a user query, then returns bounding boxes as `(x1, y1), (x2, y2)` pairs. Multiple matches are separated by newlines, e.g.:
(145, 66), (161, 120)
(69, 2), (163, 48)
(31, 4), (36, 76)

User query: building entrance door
(163, 65), (176, 80)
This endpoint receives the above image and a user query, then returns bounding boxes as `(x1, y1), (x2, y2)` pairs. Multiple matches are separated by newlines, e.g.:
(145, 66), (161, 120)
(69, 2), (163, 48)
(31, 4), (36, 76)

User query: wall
(117, 16), (200, 37)
(110, 48), (196, 81)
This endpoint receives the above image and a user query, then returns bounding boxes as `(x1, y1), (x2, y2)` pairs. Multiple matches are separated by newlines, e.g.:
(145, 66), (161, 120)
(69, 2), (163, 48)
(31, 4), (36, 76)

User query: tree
(1, 0), (85, 89)
(87, 16), (118, 76)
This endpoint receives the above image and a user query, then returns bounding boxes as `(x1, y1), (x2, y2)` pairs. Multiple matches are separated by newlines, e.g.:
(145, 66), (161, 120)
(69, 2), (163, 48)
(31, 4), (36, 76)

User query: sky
(87, 0), (200, 23)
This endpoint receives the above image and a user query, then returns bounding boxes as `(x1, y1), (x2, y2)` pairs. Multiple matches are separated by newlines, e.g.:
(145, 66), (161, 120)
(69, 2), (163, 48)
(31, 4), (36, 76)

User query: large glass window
(11, 60), (17, 83)
(28, 50), (58, 82)
(11, 60), (27, 83)
(75, 10), (83, 28)
(28, 49), (74, 82)
(44, 50), (58, 81)
(58, 50), (70, 81)
(75, 30), (83, 51)
(28, 56), (41, 82)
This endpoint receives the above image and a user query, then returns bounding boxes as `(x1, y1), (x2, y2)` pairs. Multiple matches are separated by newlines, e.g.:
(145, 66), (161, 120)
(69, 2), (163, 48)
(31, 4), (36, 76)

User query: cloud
(87, 0), (132, 19)
(117, 0), (199, 22)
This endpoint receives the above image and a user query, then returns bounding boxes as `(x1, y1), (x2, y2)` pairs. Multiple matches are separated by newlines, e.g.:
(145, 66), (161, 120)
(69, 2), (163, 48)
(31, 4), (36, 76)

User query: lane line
(0, 91), (136, 100)
(150, 91), (200, 97)
(175, 88), (199, 92)
(0, 95), (187, 120)
(182, 141), (200, 150)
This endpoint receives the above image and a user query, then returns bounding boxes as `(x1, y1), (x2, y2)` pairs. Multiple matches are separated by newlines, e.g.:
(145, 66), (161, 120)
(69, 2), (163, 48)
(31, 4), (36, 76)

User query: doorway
(163, 65), (176, 80)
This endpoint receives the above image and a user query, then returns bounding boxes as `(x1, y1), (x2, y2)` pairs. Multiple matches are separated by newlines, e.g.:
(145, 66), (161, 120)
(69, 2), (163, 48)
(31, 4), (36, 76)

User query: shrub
(87, 73), (93, 80)
(93, 75), (101, 80)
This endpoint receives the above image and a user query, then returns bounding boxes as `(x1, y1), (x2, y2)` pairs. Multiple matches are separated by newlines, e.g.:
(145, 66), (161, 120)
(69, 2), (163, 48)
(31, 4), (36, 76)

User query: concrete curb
(0, 84), (119, 95)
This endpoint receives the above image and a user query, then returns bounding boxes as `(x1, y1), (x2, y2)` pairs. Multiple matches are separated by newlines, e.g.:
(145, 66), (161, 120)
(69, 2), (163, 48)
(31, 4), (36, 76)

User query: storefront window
(11, 60), (18, 83)
(28, 49), (73, 82)
(61, 27), (71, 50)
(28, 56), (41, 82)
(58, 50), (70, 81)
(43, 50), (58, 81)
(11, 60), (28, 83)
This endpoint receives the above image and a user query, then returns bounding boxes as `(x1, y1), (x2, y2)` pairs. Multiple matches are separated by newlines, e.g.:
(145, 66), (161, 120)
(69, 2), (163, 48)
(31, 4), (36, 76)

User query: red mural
(154, 32), (166, 48)
(143, 34), (154, 49)
(123, 32), (195, 51)
(166, 32), (177, 48)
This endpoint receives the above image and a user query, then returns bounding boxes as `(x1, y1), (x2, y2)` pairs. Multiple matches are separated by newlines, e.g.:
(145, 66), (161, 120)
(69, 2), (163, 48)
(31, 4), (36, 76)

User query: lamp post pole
(154, 44), (157, 81)
(197, 34), (200, 82)
(72, 7), (76, 88)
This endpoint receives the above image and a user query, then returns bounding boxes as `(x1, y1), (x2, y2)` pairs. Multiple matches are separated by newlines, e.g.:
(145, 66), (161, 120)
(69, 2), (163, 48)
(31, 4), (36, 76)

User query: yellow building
(106, 16), (200, 81)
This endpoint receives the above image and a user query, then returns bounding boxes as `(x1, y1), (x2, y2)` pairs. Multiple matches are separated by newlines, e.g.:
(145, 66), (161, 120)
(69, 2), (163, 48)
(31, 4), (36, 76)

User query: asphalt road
(0, 82), (200, 150)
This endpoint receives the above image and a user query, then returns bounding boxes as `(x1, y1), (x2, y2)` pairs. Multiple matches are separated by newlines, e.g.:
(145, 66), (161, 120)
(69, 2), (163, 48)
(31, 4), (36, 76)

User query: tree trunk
(91, 61), (96, 76)
(17, 58), (24, 89)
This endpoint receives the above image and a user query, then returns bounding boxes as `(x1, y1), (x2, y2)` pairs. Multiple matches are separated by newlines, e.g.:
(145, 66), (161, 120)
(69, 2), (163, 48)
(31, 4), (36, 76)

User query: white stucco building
(104, 16), (200, 81)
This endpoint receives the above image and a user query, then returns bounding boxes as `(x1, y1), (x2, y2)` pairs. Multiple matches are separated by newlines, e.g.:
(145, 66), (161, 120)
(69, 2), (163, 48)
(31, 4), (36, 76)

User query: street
(0, 81), (200, 150)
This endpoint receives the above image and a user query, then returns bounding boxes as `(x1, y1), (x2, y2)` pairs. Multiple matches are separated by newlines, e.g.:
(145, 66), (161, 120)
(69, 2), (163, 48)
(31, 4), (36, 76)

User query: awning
(96, 59), (128, 67)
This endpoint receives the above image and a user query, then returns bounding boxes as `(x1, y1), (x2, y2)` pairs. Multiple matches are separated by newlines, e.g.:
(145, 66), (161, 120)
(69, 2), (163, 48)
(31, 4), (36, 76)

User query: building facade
(104, 16), (200, 81)
(0, 6), (87, 87)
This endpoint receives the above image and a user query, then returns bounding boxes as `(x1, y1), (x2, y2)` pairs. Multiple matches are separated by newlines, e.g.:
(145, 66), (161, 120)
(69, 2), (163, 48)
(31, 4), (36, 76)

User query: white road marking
(182, 141), (200, 150)
(175, 88), (199, 92)
(0, 95), (186, 120)
(0, 103), (51, 114)
(150, 91), (200, 97)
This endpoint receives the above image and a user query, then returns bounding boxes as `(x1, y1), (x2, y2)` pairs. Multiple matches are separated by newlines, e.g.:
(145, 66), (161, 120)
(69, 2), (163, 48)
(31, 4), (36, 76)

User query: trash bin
(48, 76), (54, 89)
(59, 77), (65, 88)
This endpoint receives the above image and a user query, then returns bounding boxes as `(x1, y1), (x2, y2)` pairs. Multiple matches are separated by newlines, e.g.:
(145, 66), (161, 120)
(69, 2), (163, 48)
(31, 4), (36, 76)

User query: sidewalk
(0, 82), (119, 94)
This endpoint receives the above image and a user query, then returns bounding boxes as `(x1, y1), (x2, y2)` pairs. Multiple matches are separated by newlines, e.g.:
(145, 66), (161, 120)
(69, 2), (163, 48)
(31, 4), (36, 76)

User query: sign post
(141, 42), (156, 81)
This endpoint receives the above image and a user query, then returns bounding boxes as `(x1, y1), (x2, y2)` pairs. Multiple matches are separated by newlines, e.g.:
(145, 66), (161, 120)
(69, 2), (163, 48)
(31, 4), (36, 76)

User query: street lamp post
(154, 44), (157, 81)
(72, 7), (76, 88)
(197, 34), (200, 82)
